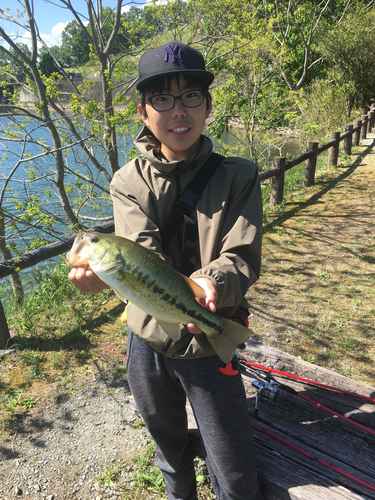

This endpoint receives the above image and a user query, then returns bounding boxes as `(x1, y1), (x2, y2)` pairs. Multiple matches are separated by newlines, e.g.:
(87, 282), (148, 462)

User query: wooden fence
(1, 103), (375, 348)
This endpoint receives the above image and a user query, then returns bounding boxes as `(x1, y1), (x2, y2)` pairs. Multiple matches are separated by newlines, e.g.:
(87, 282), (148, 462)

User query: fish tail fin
(208, 319), (252, 364)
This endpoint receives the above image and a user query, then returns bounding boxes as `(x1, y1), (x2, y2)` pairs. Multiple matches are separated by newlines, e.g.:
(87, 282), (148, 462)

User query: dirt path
(246, 133), (375, 386)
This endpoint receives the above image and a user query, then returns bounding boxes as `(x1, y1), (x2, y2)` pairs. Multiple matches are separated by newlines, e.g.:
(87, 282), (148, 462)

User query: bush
(298, 80), (356, 144)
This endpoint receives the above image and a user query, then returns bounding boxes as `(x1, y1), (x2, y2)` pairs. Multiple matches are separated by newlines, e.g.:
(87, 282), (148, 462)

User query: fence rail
(1, 103), (375, 347)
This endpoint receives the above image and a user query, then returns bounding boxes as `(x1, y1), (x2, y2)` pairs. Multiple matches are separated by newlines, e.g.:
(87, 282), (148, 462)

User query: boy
(69, 41), (263, 500)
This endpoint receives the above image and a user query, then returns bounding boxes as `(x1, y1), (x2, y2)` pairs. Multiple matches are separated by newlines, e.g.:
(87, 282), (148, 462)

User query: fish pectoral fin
(158, 321), (182, 340)
(114, 288), (128, 303)
(182, 276), (206, 299)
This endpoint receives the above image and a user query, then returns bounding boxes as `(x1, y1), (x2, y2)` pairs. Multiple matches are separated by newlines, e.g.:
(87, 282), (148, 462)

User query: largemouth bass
(68, 231), (252, 364)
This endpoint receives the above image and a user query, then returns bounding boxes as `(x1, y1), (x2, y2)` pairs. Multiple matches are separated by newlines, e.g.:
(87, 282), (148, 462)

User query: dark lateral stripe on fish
(152, 284), (165, 295)
(191, 313), (220, 331)
(126, 265), (158, 289)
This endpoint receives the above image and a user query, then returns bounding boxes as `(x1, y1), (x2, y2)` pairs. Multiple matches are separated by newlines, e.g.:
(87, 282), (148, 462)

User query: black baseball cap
(136, 41), (215, 92)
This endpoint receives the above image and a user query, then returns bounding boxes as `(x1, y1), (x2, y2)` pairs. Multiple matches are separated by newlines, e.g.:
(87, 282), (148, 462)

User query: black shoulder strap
(160, 152), (224, 250)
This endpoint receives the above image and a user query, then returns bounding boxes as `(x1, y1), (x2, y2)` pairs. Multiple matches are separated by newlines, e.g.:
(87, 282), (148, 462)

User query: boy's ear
(138, 103), (148, 125)
(205, 94), (212, 119)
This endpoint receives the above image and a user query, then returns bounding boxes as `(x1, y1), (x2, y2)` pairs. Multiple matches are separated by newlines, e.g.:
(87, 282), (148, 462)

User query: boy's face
(138, 75), (212, 162)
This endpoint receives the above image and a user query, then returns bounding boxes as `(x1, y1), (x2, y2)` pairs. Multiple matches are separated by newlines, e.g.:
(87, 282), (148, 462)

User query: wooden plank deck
(130, 339), (375, 499)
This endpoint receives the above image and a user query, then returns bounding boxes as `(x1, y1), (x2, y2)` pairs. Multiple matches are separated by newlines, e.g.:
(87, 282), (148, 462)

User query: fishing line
(102, 345), (127, 360)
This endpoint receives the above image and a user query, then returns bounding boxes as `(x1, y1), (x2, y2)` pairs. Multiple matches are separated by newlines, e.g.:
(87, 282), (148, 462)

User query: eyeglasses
(145, 90), (206, 112)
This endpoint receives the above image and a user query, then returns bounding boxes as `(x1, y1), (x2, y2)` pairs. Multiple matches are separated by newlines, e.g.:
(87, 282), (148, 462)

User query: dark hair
(140, 73), (211, 117)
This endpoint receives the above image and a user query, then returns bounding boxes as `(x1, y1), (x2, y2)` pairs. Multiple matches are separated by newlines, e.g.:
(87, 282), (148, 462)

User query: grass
(0, 140), (375, 497)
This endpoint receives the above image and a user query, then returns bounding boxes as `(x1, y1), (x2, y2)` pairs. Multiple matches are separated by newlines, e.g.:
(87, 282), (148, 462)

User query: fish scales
(68, 232), (252, 364)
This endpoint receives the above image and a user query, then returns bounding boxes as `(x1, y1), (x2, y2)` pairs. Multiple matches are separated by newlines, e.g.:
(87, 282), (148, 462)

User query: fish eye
(91, 236), (99, 243)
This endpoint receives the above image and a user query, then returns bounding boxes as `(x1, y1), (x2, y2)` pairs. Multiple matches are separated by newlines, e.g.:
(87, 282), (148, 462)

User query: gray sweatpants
(127, 330), (262, 500)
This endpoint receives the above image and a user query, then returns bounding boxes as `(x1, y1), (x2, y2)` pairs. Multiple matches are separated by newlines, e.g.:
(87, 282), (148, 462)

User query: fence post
(270, 157), (286, 206)
(371, 104), (375, 128)
(353, 120), (362, 146)
(304, 142), (319, 187)
(368, 110), (374, 133)
(0, 300), (10, 349)
(327, 131), (340, 168)
(360, 115), (368, 140)
(343, 124), (353, 156)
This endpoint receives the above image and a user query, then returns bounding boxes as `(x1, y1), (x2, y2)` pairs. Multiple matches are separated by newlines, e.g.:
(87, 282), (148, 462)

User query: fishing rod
(238, 357), (375, 403)
(238, 357), (375, 437)
(237, 357), (281, 417)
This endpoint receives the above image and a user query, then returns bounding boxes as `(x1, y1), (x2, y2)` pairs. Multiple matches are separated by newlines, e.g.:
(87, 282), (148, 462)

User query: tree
(254, 0), (375, 91)
(186, 0), (374, 166)
(122, 5), (169, 46)
(187, 0), (296, 165)
(0, 42), (32, 83)
(38, 48), (60, 77)
(317, 5), (375, 114)
(60, 20), (91, 67)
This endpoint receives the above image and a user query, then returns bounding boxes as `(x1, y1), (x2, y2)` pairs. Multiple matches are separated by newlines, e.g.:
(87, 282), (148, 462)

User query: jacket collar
(135, 125), (213, 175)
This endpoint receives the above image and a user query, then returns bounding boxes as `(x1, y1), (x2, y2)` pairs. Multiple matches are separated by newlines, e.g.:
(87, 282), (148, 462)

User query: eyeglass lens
(149, 90), (205, 111)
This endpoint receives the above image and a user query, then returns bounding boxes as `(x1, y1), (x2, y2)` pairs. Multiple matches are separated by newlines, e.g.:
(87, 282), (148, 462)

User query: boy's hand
(68, 255), (108, 294)
(188, 277), (217, 334)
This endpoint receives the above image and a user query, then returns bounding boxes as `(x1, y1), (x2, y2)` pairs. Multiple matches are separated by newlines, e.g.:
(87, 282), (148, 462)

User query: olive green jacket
(110, 126), (263, 358)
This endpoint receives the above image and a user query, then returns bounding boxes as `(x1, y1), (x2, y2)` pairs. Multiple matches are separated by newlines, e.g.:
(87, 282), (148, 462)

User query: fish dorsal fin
(182, 276), (206, 298)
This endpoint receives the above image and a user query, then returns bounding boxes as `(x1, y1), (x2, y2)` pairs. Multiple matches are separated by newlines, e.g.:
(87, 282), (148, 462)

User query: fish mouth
(68, 233), (88, 266)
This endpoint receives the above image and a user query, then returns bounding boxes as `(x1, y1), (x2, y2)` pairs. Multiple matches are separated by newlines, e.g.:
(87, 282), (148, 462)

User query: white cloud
(52, 22), (70, 41)
(12, 21), (70, 50)
(41, 21), (70, 47)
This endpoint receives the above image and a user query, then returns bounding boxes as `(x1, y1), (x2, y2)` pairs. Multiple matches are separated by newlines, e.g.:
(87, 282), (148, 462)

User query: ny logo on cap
(164, 44), (183, 63)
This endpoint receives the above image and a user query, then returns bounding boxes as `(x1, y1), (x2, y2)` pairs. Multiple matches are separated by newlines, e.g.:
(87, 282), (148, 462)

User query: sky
(1, 0), (150, 48)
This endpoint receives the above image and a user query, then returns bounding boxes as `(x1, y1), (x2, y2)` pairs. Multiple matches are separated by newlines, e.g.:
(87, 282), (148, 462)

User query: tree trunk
(0, 210), (23, 304)
(100, 55), (119, 175)
(0, 300), (10, 349)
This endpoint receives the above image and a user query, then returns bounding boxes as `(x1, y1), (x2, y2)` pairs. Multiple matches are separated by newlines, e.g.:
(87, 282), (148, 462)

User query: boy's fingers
(205, 298), (216, 314)
(68, 264), (107, 293)
(188, 278), (218, 334)
(187, 322), (202, 334)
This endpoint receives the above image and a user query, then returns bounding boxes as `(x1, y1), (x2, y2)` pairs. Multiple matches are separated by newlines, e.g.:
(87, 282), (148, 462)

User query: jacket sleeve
(189, 158), (263, 316)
